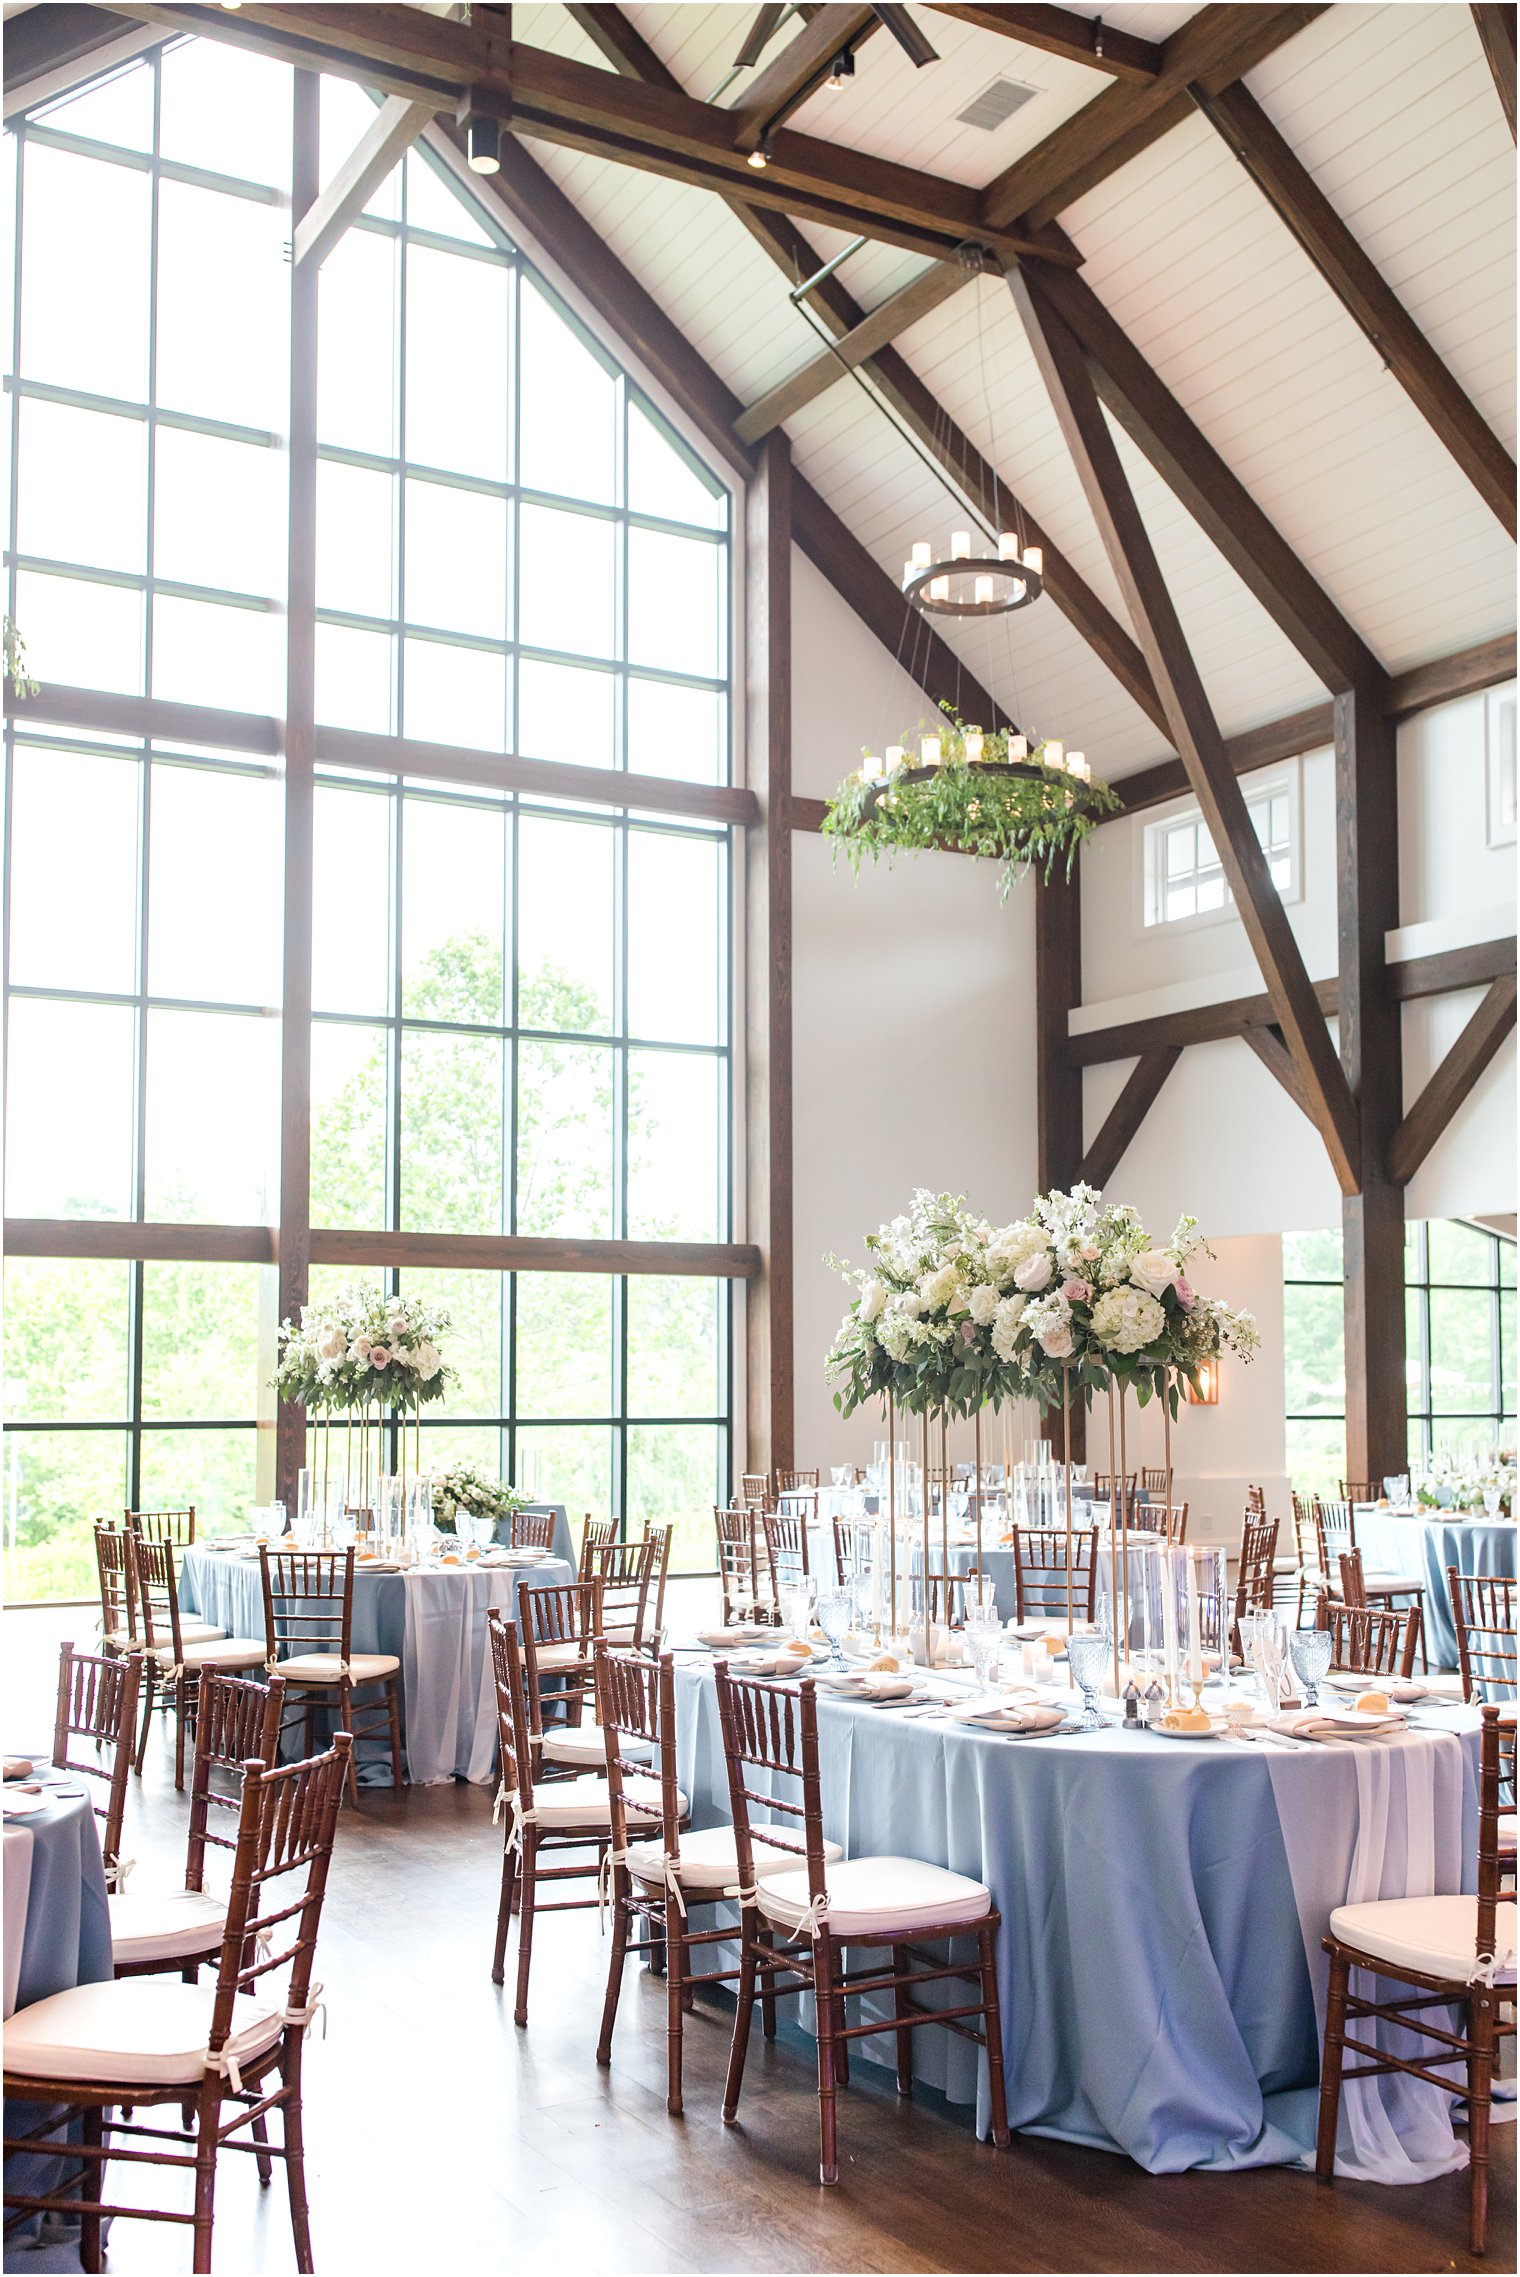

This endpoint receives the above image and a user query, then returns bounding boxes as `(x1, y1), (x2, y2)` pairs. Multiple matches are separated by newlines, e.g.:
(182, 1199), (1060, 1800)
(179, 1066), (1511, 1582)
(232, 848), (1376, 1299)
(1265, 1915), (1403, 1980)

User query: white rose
(967, 1283), (999, 1327)
(1129, 1251), (1177, 1300)
(859, 1279), (887, 1323)
(316, 1324), (345, 1362)
(1036, 1316), (1075, 1359)
(898, 1292), (923, 1320)
(1014, 1251), (1054, 1293)
(349, 1336), (371, 1363)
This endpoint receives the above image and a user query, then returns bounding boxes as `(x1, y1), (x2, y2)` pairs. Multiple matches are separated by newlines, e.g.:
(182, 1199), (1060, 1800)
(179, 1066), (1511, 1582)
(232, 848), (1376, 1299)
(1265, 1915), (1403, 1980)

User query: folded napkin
(813, 1671), (916, 1701)
(732, 1647), (813, 1676)
(4, 1759), (33, 1782)
(696, 1626), (773, 1649)
(944, 1700), (1064, 1733)
(354, 1559), (402, 1574)
(1269, 1708), (1407, 1740)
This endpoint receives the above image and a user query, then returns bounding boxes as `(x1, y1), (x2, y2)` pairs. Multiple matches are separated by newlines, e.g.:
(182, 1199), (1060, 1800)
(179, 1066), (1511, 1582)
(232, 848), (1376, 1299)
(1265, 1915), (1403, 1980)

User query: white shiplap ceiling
(516, 3), (1513, 778)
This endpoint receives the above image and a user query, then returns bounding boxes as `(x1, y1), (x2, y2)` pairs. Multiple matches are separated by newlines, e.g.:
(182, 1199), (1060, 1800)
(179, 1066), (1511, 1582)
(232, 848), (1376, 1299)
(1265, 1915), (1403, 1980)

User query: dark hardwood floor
(4, 1605), (1512, 2275)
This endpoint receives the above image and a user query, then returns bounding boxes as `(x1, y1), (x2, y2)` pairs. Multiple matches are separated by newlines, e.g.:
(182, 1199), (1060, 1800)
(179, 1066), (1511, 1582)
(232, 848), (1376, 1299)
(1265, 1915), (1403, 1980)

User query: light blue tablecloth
(670, 1663), (1480, 2178)
(181, 1548), (571, 1785)
(3, 1789), (113, 2258)
(1356, 1510), (1516, 1675)
(495, 1503), (575, 1569)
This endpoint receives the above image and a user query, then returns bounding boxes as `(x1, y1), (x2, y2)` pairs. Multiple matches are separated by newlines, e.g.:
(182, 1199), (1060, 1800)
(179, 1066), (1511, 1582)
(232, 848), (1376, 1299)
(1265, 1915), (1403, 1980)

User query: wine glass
(1287, 1626), (1332, 1708)
(1248, 1611), (1288, 1715)
(780, 1575), (817, 1644)
(966, 1612), (1003, 1695)
(1066, 1629), (1110, 1730)
(816, 1588), (853, 1673)
(1382, 1475), (1410, 1506)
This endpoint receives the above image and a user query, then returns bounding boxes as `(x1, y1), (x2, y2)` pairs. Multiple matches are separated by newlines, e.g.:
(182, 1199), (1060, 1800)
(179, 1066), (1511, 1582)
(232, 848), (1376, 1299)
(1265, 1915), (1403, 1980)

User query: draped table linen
(1355, 1508), (1516, 1675)
(670, 1660), (1480, 2179)
(181, 1549), (571, 1784)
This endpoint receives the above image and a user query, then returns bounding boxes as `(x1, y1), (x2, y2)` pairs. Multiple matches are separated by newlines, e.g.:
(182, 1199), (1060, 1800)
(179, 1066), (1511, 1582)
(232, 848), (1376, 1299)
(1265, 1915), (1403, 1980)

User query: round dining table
(180, 1547), (573, 1785)
(1354, 1505), (1516, 1674)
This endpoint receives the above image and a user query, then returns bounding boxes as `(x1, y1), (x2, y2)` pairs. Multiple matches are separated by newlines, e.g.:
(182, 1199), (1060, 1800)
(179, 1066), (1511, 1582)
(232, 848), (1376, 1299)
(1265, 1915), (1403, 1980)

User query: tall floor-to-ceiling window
(3, 46), (739, 1598)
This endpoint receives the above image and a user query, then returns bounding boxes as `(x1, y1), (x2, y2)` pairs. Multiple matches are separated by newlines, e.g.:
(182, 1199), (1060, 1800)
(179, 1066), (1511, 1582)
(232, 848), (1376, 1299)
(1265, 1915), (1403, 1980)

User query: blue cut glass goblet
(1287, 1626), (1332, 1709)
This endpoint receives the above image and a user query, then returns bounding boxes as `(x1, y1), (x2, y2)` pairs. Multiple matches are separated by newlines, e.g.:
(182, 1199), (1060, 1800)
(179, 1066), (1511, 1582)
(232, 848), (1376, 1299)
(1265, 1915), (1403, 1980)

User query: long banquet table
(181, 1548), (572, 1785)
(1355, 1506), (1516, 1674)
(670, 1658), (1481, 2181)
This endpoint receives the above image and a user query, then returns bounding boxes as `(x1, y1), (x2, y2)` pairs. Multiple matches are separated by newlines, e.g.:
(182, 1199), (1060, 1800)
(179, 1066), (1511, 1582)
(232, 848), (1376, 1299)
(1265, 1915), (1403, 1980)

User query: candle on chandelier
(951, 530), (973, 560)
(928, 575), (950, 601)
(885, 744), (903, 769)
(1045, 740), (1066, 771)
(997, 532), (1020, 561)
(911, 541), (932, 571)
(863, 752), (884, 782)
(974, 574), (996, 605)
(921, 734), (942, 765)
(1024, 546), (1043, 576)
(1009, 735), (1028, 760)
(963, 729), (984, 763)
(1068, 751), (1090, 782)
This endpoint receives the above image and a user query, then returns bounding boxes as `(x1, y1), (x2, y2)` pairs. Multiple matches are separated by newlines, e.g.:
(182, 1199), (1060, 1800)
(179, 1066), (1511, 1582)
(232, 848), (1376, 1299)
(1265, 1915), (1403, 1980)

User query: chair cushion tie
(597, 1845), (631, 1929)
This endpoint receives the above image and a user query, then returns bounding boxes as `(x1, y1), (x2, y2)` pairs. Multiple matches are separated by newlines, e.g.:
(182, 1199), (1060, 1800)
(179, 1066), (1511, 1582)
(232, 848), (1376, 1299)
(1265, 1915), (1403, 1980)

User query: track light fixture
(747, 139), (773, 170)
(466, 115), (501, 175)
(827, 46), (856, 89)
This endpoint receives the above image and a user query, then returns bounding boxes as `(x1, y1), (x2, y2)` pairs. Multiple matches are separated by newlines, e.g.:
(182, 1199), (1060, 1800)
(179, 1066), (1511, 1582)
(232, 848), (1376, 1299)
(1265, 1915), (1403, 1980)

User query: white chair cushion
(157, 1637), (268, 1671)
(1363, 1574), (1423, 1594)
(1498, 1814), (1516, 1850)
(538, 1725), (652, 1770)
(528, 1775), (687, 1832)
(1330, 1894), (1517, 1982)
(757, 1854), (993, 1940)
(626, 1824), (842, 1894)
(110, 1889), (228, 1966)
(120, 1622), (222, 1650)
(529, 1640), (586, 1671)
(276, 1651), (399, 1684)
(5, 1979), (281, 2087)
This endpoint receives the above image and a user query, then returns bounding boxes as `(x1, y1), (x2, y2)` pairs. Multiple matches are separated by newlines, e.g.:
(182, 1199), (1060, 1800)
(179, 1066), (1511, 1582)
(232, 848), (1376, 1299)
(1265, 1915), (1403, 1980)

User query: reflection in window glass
(149, 764), (281, 1006)
(140, 1263), (262, 1420)
(5, 997), (137, 1219)
(9, 745), (140, 992)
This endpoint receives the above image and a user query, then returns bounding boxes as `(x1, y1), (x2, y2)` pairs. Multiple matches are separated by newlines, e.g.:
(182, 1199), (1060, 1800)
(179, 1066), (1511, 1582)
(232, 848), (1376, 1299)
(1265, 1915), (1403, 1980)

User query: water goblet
(780, 1582), (814, 1644)
(1248, 1611), (1288, 1715)
(1287, 1626), (1332, 1709)
(1065, 1629), (1111, 1730)
(966, 1613), (1003, 1695)
(816, 1588), (853, 1673)
(1381, 1475), (1409, 1506)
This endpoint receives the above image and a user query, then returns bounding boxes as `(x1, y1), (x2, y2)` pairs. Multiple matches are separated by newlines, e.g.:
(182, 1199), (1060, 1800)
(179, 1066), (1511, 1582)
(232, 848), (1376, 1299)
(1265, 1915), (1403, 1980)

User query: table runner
(669, 1662), (1480, 2176)
(1356, 1510), (1516, 1674)
(181, 1549), (571, 1784)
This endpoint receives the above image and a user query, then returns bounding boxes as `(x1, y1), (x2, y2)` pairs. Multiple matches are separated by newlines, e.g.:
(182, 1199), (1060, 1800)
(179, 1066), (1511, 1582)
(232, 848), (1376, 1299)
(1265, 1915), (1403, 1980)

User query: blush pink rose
(369, 1346), (391, 1369)
(1174, 1280), (1195, 1310)
(960, 1319), (977, 1345)
(1081, 1243), (1100, 1261)
(1061, 1278), (1092, 1304)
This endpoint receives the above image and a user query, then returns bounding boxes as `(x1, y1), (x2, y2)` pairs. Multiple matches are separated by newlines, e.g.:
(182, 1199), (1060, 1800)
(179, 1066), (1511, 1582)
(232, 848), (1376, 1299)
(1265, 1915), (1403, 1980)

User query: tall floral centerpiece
(273, 1284), (454, 1504)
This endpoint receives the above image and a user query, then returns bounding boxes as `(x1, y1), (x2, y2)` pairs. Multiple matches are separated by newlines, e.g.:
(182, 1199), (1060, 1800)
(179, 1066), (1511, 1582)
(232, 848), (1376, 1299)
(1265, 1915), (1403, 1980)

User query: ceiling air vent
(956, 78), (1038, 131)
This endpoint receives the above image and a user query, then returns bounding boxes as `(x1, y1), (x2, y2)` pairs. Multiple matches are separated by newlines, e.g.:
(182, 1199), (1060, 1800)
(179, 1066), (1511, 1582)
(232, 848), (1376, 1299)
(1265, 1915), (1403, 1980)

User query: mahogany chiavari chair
(715, 1506), (778, 1627)
(51, 1643), (141, 1895)
(4, 1733), (350, 2275)
(638, 1522), (673, 1643)
(509, 1508), (557, 1552)
(831, 1514), (867, 1590)
(517, 1577), (626, 1778)
(95, 1524), (226, 1667)
(1231, 1514), (1280, 1656)
(775, 1468), (820, 1494)
(578, 1514), (618, 1581)
(908, 1568), (967, 1633)
(712, 1661), (1010, 2186)
(739, 1473), (776, 1513)
(258, 1545), (403, 1803)
(1011, 1525), (1098, 1624)
(1448, 1569), (1517, 1704)
(127, 1506), (197, 1549)
(1091, 1473), (1138, 1503)
(1339, 1478), (1381, 1508)
(111, 1671), (285, 1982)
(762, 1508), (812, 1600)
(1245, 1483), (1268, 1512)
(587, 1535), (660, 1653)
(1286, 1492), (1327, 1629)
(1141, 1468), (1173, 1498)
(1318, 1599), (1422, 1680)
(1313, 1500), (1427, 1669)
(130, 1535), (267, 1789)
(595, 1643), (773, 2115)
(1154, 1503), (1189, 1545)
(485, 1612), (674, 2026)
(1315, 1704), (1516, 2253)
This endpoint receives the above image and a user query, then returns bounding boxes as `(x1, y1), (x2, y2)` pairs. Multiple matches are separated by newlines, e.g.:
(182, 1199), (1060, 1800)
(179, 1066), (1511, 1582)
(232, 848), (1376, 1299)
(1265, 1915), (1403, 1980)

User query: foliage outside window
(1284, 1221), (1516, 1499)
(2, 46), (735, 1598)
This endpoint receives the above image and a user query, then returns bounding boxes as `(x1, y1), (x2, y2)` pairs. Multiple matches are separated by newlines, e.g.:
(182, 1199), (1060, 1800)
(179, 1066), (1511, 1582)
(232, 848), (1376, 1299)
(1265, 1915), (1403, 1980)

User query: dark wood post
(275, 69), (319, 1512)
(745, 429), (793, 1476)
(1035, 861), (1085, 1458)
(1336, 681), (1408, 1485)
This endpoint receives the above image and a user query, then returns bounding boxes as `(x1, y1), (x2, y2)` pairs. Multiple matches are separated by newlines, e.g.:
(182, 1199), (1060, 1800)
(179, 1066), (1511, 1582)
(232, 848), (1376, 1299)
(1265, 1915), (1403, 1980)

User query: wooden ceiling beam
(3, 4), (165, 116)
(1079, 1045), (1180, 1186)
(1010, 261), (1361, 1191)
(1241, 1022), (1312, 1117)
(980, 4), (1326, 231)
(292, 94), (434, 270)
(726, 3), (878, 149)
(1027, 250), (1383, 694)
(1387, 974), (1518, 1184)
(1471, 5), (1518, 141)
(112, 2), (1080, 264)
(1192, 79), (1517, 537)
(928, 5), (1162, 84)
(732, 259), (973, 442)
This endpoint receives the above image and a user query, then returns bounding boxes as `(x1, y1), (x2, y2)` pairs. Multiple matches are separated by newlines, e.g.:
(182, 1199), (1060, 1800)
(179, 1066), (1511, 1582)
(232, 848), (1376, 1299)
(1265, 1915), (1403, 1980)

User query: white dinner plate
(1150, 1718), (1225, 1740)
(2, 1793), (48, 1816)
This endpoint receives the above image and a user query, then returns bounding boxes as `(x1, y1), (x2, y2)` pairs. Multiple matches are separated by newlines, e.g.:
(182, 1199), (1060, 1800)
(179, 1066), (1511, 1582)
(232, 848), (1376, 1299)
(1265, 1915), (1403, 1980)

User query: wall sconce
(1185, 1359), (1220, 1406)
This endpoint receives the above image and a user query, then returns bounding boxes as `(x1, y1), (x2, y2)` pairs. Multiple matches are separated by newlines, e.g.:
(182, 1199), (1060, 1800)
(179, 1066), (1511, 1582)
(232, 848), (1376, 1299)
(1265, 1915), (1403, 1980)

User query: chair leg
(596, 1875), (631, 2066)
(251, 2107), (274, 2186)
(831, 1982), (850, 2087)
(514, 1832), (537, 2027)
(338, 1687), (359, 1806)
(283, 2045), (314, 2276)
(978, 1921), (1011, 2148)
(1468, 1989), (1495, 2256)
(133, 1664), (157, 1775)
(723, 1912), (760, 2124)
(666, 1906), (686, 2117)
(758, 1928), (778, 2041)
(892, 1943), (914, 2095)
(814, 1935), (841, 2185)
(191, 2082), (219, 2275)
(1316, 1949), (1350, 2182)
(492, 1830), (518, 1987)
(174, 1675), (188, 1793)
(79, 2105), (104, 2274)
(385, 1675), (404, 1789)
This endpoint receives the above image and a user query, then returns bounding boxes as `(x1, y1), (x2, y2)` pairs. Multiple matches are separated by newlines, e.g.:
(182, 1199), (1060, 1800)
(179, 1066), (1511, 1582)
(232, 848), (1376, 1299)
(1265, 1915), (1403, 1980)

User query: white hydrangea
(985, 1222), (1049, 1286)
(1022, 1292), (1074, 1359)
(991, 1293), (1027, 1362)
(1091, 1285), (1166, 1354)
(919, 1263), (964, 1313)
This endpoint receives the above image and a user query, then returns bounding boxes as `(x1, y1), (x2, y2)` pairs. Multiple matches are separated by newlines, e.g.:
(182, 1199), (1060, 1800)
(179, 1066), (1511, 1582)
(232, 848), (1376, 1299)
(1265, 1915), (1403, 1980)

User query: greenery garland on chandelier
(822, 704), (1119, 899)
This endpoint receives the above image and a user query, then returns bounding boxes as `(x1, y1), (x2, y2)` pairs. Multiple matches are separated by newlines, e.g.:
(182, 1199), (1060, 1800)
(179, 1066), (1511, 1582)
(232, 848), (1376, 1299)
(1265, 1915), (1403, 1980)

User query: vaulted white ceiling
(512, 2), (1516, 780)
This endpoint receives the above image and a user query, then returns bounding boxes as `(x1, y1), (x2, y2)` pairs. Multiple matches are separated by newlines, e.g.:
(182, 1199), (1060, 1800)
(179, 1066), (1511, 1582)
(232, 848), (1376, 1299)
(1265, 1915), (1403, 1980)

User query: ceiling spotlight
(827, 46), (855, 89)
(747, 139), (772, 170)
(466, 116), (501, 175)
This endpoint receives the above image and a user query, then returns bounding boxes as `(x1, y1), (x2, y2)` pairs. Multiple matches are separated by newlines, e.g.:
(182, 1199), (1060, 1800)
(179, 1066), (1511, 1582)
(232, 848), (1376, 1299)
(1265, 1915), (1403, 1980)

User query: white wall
(788, 548), (1039, 1462)
(1158, 1234), (1288, 1549)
